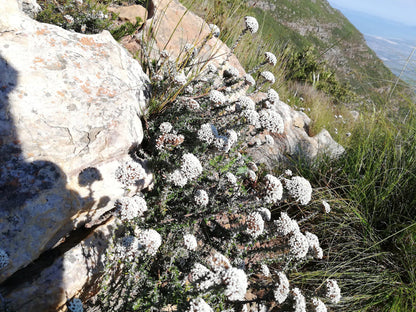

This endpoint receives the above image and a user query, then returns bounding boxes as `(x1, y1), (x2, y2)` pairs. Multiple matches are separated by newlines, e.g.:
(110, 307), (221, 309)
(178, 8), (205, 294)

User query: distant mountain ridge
(248, 0), (413, 103)
(329, 5), (416, 41)
(328, 5), (416, 88)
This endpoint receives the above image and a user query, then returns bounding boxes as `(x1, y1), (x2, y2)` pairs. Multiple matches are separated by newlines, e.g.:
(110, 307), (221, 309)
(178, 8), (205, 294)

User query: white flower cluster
(188, 298), (213, 312)
(289, 231), (309, 259)
(260, 264), (270, 277)
(285, 169), (293, 176)
(244, 16), (259, 34)
(174, 72), (187, 85)
(159, 122), (173, 134)
(115, 196), (148, 221)
(284, 176), (312, 205)
(264, 174), (283, 204)
(224, 130), (238, 152)
(242, 109), (259, 126)
(213, 136), (227, 150)
(114, 235), (139, 260)
(260, 71), (275, 84)
(209, 90), (226, 105)
(244, 74), (256, 86)
(267, 88), (279, 103)
(169, 169), (188, 187)
(197, 124), (236, 152)
(208, 23), (220, 37)
(0, 248), (9, 270)
(225, 172), (237, 185)
(184, 234), (198, 251)
(186, 99), (201, 110)
(115, 158), (145, 187)
(274, 212), (299, 236)
(326, 279), (341, 303)
(222, 267), (248, 301)
(257, 207), (271, 221)
(156, 132), (185, 150)
(169, 153), (203, 186)
(67, 298), (83, 312)
(246, 212), (264, 238)
(273, 271), (290, 304)
(189, 263), (219, 290)
(194, 189), (209, 206)
(322, 200), (331, 213)
(259, 109), (284, 134)
(138, 229), (162, 256)
(237, 96), (256, 110)
(292, 288), (306, 312)
(264, 52), (277, 66)
(198, 123), (215, 144)
(312, 298), (327, 312)
(305, 231), (323, 259)
(189, 263), (221, 290)
(189, 253), (247, 301)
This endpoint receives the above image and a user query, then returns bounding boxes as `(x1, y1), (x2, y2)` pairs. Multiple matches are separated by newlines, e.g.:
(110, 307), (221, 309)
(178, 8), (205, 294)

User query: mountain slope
(248, 0), (410, 105)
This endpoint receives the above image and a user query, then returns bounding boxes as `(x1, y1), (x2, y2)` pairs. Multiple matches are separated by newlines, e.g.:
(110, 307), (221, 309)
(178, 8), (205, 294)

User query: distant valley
(329, 4), (416, 90)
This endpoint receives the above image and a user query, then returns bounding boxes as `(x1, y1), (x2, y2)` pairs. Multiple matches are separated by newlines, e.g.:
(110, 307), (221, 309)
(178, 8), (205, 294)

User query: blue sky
(328, 0), (416, 26)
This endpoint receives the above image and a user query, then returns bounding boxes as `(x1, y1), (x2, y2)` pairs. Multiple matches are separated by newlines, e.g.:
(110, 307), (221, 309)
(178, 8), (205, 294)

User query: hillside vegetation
(29, 0), (416, 311)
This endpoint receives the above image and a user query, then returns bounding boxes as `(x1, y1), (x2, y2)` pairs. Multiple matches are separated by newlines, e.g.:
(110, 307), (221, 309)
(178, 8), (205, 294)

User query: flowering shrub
(89, 12), (341, 312)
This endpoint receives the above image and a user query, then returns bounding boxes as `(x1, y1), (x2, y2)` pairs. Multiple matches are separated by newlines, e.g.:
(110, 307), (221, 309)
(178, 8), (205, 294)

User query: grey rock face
(0, 1), (149, 310)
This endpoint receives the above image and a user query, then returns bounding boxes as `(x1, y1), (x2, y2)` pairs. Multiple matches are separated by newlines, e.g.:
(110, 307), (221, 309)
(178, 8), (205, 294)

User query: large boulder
(118, 0), (245, 78)
(0, 0), (149, 310)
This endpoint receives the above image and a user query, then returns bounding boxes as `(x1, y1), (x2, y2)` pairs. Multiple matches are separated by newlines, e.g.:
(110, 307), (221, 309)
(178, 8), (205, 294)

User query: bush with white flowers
(92, 10), (343, 312)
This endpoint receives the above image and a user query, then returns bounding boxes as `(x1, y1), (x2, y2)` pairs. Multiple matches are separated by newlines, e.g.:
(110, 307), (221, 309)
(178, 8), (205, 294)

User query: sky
(328, 0), (416, 26)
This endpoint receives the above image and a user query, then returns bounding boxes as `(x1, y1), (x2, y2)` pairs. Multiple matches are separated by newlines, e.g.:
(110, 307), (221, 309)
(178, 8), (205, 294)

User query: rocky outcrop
(246, 93), (345, 167)
(0, 0), (150, 310)
(116, 0), (245, 77)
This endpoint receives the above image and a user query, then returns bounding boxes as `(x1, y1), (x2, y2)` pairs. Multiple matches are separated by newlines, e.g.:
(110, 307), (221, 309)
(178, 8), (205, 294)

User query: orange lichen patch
(81, 83), (91, 94)
(61, 40), (69, 46)
(96, 87), (117, 98)
(79, 37), (103, 48)
(33, 57), (44, 64)
(26, 152), (35, 158)
(73, 77), (82, 83)
(57, 91), (65, 97)
(96, 50), (109, 58)
(96, 73), (102, 79)
(74, 62), (81, 69)
(49, 38), (56, 47)
(46, 62), (64, 70)
(36, 28), (50, 36)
